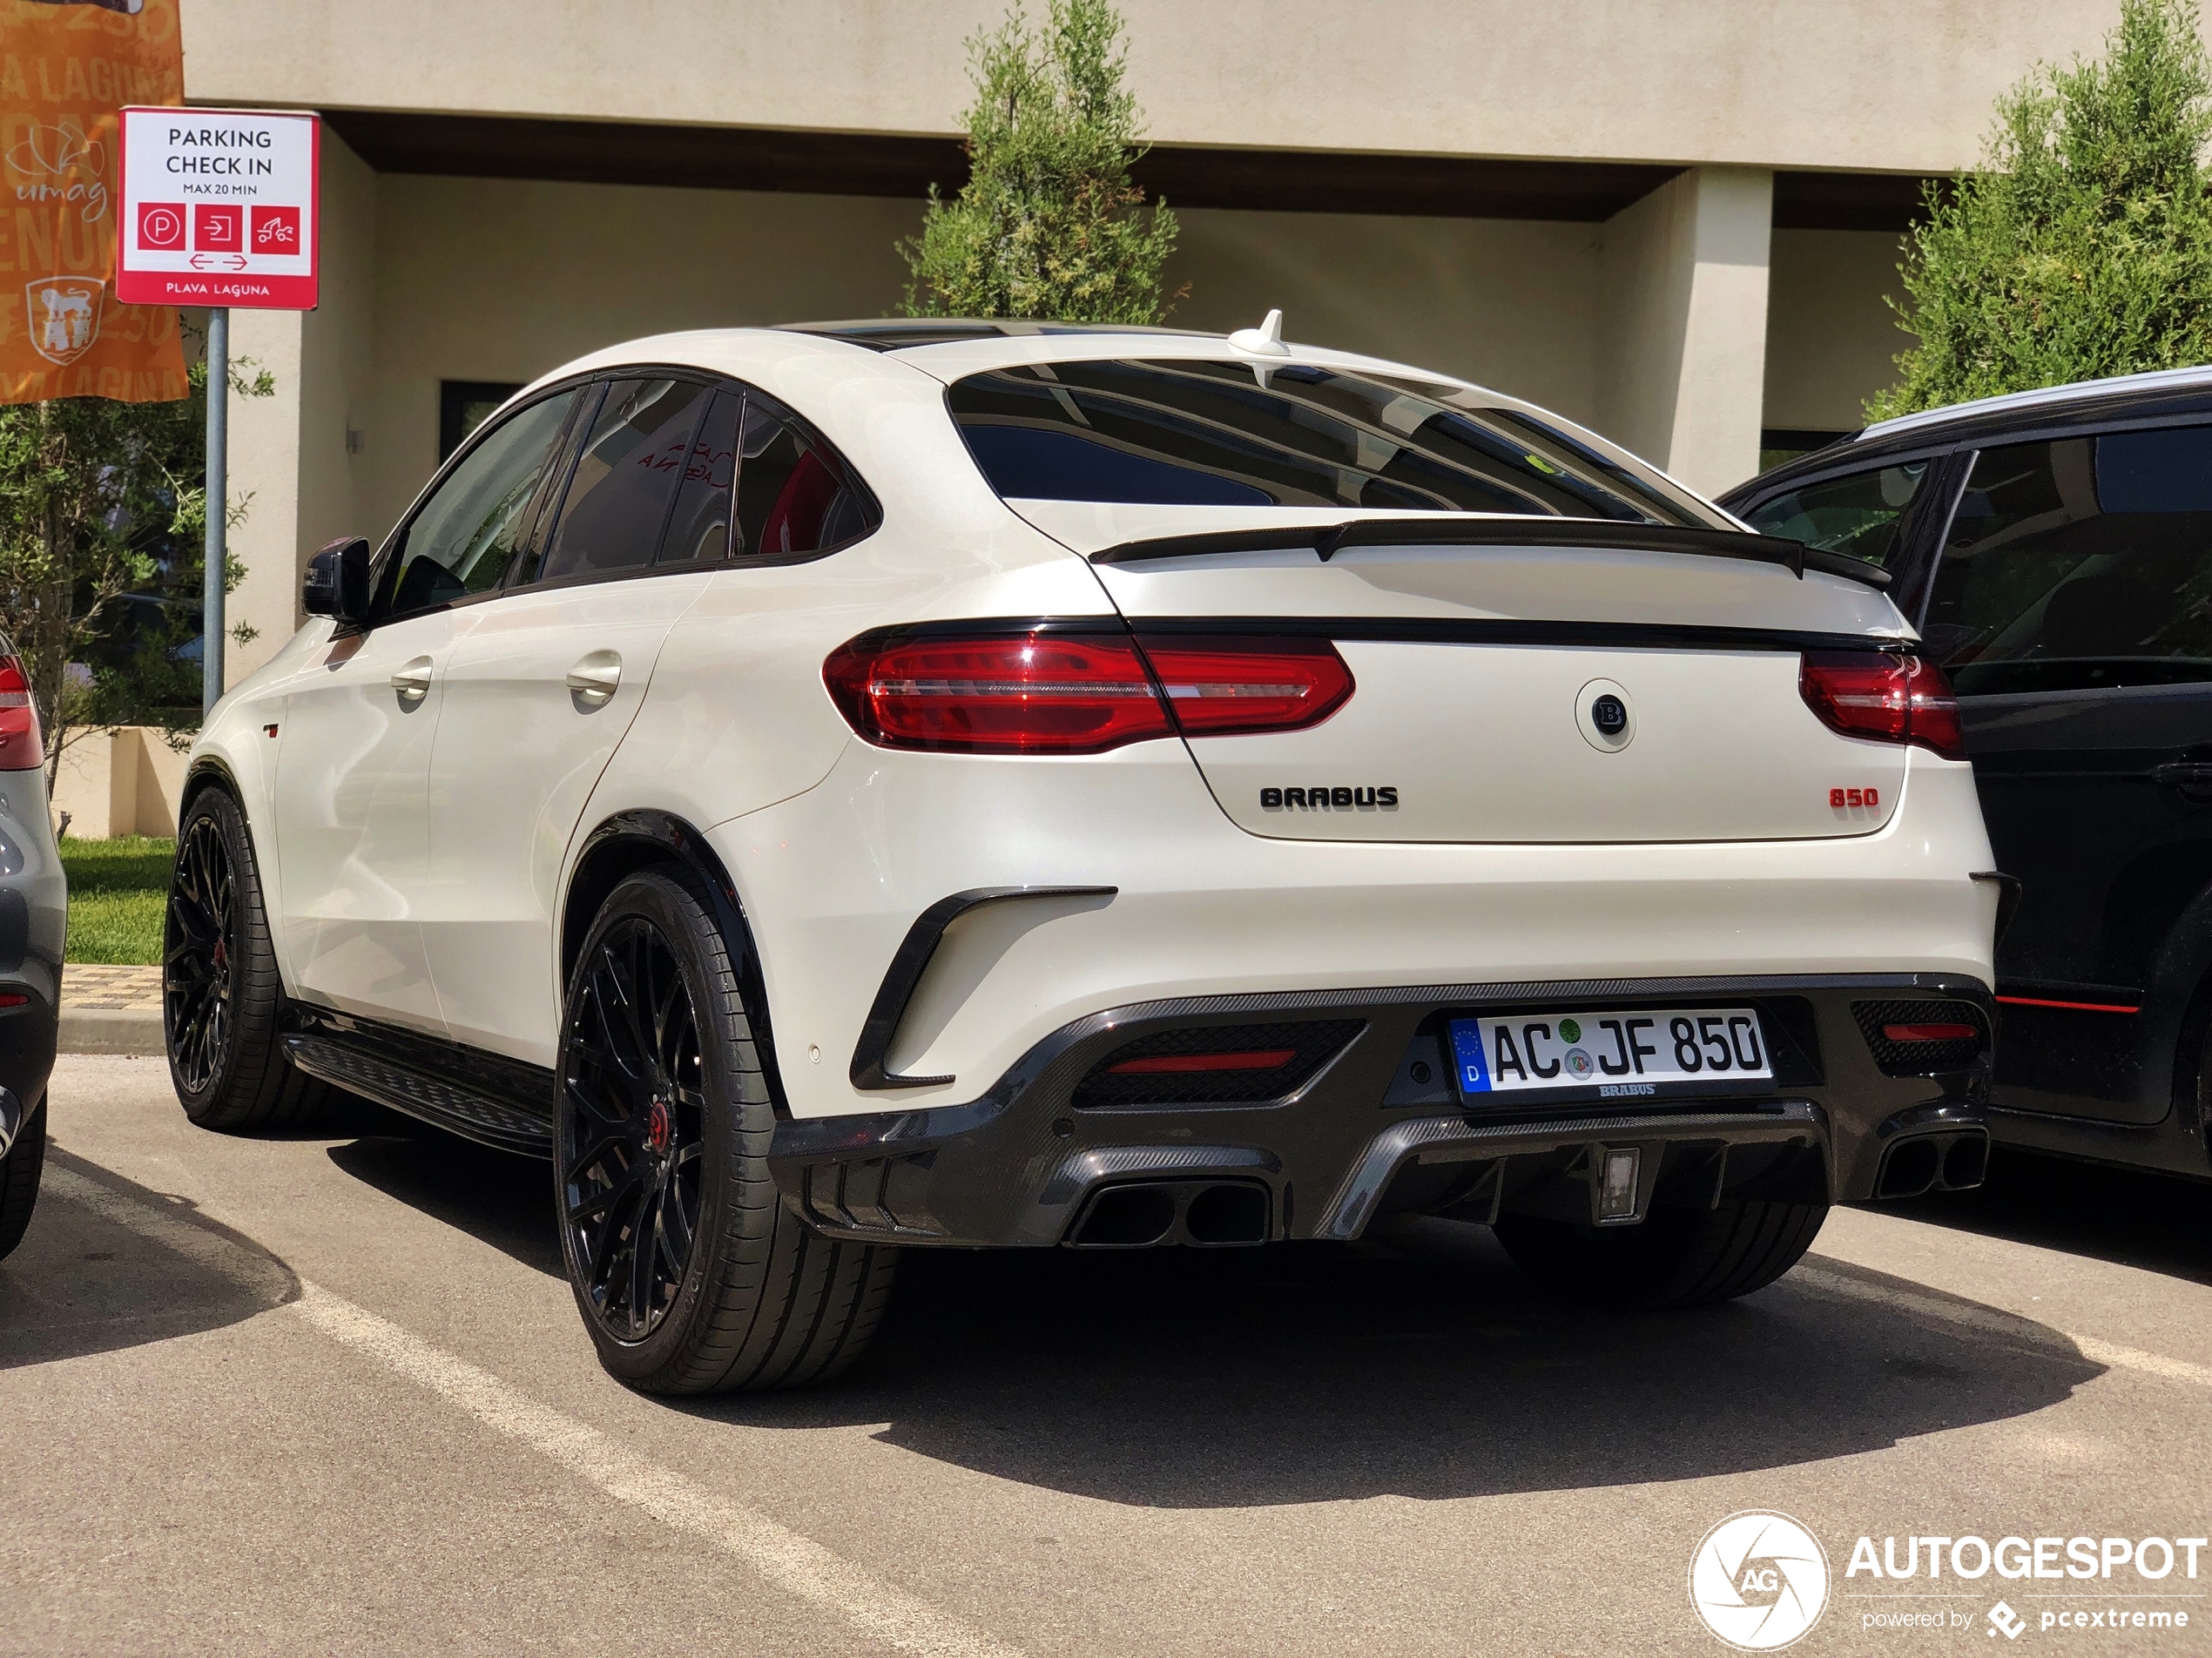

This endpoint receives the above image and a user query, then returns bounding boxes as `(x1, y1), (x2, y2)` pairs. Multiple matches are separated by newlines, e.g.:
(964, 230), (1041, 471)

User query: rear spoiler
(1088, 516), (1889, 589)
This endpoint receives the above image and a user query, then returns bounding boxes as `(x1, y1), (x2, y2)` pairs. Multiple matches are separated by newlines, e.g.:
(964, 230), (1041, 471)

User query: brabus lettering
(1259, 785), (1400, 810)
(1829, 786), (1880, 809)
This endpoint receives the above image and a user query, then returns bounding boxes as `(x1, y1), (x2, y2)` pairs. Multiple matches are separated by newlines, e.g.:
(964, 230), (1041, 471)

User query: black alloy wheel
(560, 915), (707, 1343)
(165, 812), (237, 1093)
(555, 867), (895, 1393)
(163, 787), (328, 1131)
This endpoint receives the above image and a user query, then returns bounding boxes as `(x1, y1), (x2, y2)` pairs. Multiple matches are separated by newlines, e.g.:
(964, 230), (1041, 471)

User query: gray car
(0, 643), (70, 1264)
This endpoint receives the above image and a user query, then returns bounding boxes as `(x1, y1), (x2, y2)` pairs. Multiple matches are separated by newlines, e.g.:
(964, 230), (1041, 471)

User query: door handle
(2153, 761), (2212, 800)
(390, 657), (433, 700)
(565, 652), (621, 705)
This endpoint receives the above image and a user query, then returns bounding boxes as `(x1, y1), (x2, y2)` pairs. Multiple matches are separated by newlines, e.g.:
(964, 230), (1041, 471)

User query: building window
(440, 380), (526, 462)
(1758, 428), (1851, 473)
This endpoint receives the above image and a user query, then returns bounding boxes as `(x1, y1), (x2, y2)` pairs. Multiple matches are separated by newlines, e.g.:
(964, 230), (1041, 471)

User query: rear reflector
(823, 629), (1353, 754)
(1105, 1048), (1297, 1075)
(0, 656), (40, 772)
(1882, 1021), (1978, 1043)
(1798, 652), (1966, 761)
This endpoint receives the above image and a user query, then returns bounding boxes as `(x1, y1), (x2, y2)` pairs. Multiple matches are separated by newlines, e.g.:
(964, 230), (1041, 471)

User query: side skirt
(283, 1002), (556, 1157)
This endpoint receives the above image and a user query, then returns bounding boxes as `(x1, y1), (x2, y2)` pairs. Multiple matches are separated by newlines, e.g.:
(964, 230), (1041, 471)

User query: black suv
(1723, 369), (2212, 1182)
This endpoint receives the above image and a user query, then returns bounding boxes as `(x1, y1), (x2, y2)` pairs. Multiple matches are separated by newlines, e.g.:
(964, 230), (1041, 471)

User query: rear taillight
(1134, 637), (1353, 738)
(1798, 651), (1966, 761)
(822, 633), (1170, 754)
(822, 630), (1354, 754)
(0, 657), (40, 772)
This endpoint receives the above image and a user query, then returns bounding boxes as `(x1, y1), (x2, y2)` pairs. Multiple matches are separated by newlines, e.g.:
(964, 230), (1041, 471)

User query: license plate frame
(1447, 1007), (1776, 1107)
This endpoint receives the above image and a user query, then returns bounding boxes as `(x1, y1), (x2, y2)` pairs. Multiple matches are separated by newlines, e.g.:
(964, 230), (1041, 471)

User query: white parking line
(1792, 1263), (2212, 1390)
(44, 1165), (1024, 1658)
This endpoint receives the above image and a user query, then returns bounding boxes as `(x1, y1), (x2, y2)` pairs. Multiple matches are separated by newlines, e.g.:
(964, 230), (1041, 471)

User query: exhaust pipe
(1874, 1129), (1989, 1199)
(1066, 1179), (1272, 1248)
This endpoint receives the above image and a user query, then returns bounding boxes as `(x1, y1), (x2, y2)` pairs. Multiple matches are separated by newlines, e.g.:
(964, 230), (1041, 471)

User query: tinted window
(536, 378), (709, 583)
(1924, 425), (2212, 696)
(1740, 462), (1927, 570)
(658, 390), (742, 564)
(734, 401), (873, 558)
(947, 359), (1713, 526)
(380, 388), (579, 619)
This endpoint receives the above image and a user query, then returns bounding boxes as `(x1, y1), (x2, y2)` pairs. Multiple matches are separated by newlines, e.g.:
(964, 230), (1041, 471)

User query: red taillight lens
(822, 630), (1357, 754)
(1105, 1048), (1298, 1075)
(1883, 1021), (1979, 1043)
(1798, 651), (1966, 762)
(0, 657), (41, 772)
(1135, 637), (1353, 738)
(822, 632), (1173, 753)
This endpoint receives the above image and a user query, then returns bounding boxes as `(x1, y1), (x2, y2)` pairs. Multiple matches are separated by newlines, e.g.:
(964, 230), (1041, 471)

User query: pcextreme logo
(1689, 1511), (1831, 1651)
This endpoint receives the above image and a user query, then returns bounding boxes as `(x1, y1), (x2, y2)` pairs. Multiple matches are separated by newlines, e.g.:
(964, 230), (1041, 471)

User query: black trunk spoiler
(1087, 516), (1887, 589)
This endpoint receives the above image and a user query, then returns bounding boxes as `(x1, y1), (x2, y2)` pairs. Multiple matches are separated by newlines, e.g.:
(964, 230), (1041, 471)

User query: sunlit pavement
(3, 1055), (2209, 1656)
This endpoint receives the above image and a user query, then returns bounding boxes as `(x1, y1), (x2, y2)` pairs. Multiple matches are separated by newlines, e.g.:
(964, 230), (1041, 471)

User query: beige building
(179, 0), (2134, 690)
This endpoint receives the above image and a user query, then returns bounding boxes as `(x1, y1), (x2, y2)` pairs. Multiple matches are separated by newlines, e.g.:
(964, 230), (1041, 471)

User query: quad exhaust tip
(1874, 1129), (1989, 1200)
(1066, 1179), (1272, 1248)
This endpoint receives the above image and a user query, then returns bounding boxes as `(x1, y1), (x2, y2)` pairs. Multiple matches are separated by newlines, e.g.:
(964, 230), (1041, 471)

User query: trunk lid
(1022, 502), (1918, 845)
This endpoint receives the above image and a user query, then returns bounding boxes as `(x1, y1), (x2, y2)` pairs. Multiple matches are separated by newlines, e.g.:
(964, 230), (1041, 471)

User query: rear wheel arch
(560, 811), (790, 1117)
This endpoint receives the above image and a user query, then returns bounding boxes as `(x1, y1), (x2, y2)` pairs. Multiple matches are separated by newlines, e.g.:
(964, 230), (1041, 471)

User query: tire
(0, 1094), (44, 1263)
(165, 787), (328, 1131)
(556, 866), (895, 1393)
(1494, 1196), (1828, 1311)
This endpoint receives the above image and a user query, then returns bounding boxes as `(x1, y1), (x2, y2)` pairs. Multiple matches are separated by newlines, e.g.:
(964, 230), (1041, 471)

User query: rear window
(1739, 462), (1928, 571)
(947, 360), (1714, 527)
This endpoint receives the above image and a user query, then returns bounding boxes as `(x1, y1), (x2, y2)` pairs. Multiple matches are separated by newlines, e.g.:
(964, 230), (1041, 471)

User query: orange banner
(0, 0), (186, 403)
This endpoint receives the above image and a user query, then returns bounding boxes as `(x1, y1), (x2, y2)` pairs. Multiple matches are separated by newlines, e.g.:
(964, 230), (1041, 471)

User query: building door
(273, 386), (579, 1032)
(421, 378), (725, 1067)
(1921, 425), (2212, 1123)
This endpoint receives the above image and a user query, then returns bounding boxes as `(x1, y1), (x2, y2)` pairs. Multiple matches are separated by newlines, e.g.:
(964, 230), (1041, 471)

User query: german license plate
(1448, 1008), (1772, 1102)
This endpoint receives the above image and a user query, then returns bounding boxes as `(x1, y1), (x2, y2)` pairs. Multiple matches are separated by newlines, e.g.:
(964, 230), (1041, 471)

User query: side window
(535, 378), (710, 583)
(1738, 462), (1928, 570)
(658, 390), (743, 564)
(1923, 426), (2212, 696)
(733, 400), (873, 559)
(379, 388), (579, 620)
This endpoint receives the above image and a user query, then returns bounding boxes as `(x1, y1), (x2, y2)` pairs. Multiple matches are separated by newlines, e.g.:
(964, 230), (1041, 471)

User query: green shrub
(1871, 0), (2212, 420)
(900, 0), (1179, 323)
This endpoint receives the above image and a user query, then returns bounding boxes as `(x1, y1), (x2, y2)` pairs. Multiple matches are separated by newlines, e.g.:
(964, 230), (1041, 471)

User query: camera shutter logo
(1688, 1511), (1830, 1651)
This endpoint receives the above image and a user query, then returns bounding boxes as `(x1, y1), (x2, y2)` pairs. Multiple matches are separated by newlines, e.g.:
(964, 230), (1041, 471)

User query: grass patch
(61, 834), (172, 966)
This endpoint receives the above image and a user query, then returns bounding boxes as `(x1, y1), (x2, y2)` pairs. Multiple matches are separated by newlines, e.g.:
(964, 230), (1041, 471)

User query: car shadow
(0, 1147), (300, 1372)
(310, 1118), (2108, 1509)
(1878, 1145), (2212, 1286)
(677, 1216), (2104, 1508)
(324, 1124), (563, 1277)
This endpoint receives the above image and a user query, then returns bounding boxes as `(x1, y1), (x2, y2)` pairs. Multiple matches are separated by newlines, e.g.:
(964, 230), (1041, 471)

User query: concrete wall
(1595, 167), (1772, 496)
(1764, 227), (1913, 435)
(185, 0), (2128, 175)
(51, 729), (192, 840)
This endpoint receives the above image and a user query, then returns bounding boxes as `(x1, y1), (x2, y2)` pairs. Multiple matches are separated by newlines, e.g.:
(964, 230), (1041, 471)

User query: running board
(282, 1004), (555, 1157)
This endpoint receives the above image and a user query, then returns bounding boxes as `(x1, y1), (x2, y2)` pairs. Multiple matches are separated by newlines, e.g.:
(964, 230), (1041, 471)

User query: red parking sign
(137, 202), (185, 251)
(118, 109), (320, 310)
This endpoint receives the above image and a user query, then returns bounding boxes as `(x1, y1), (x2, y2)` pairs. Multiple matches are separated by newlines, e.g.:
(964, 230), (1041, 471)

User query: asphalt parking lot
(4, 1056), (2210, 1656)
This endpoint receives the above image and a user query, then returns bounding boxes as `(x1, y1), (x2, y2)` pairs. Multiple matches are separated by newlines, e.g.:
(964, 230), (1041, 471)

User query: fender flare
(559, 809), (791, 1118)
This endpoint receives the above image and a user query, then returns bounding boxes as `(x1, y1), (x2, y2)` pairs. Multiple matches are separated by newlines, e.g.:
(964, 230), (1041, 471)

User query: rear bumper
(768, 972), (1993, 1246)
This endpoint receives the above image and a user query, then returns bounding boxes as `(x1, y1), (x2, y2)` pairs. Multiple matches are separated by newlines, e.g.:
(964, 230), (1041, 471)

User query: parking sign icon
(137, 202), (185, 250)
(252, 206), (300, 253)
(193, 204), (242, 252)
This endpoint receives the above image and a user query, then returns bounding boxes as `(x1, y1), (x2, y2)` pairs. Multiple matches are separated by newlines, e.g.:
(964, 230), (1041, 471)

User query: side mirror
(303, 536), (372, 625)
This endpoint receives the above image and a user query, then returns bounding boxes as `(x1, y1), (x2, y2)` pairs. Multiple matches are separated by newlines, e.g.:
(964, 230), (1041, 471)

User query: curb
(59, 1008), (165, 1055)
